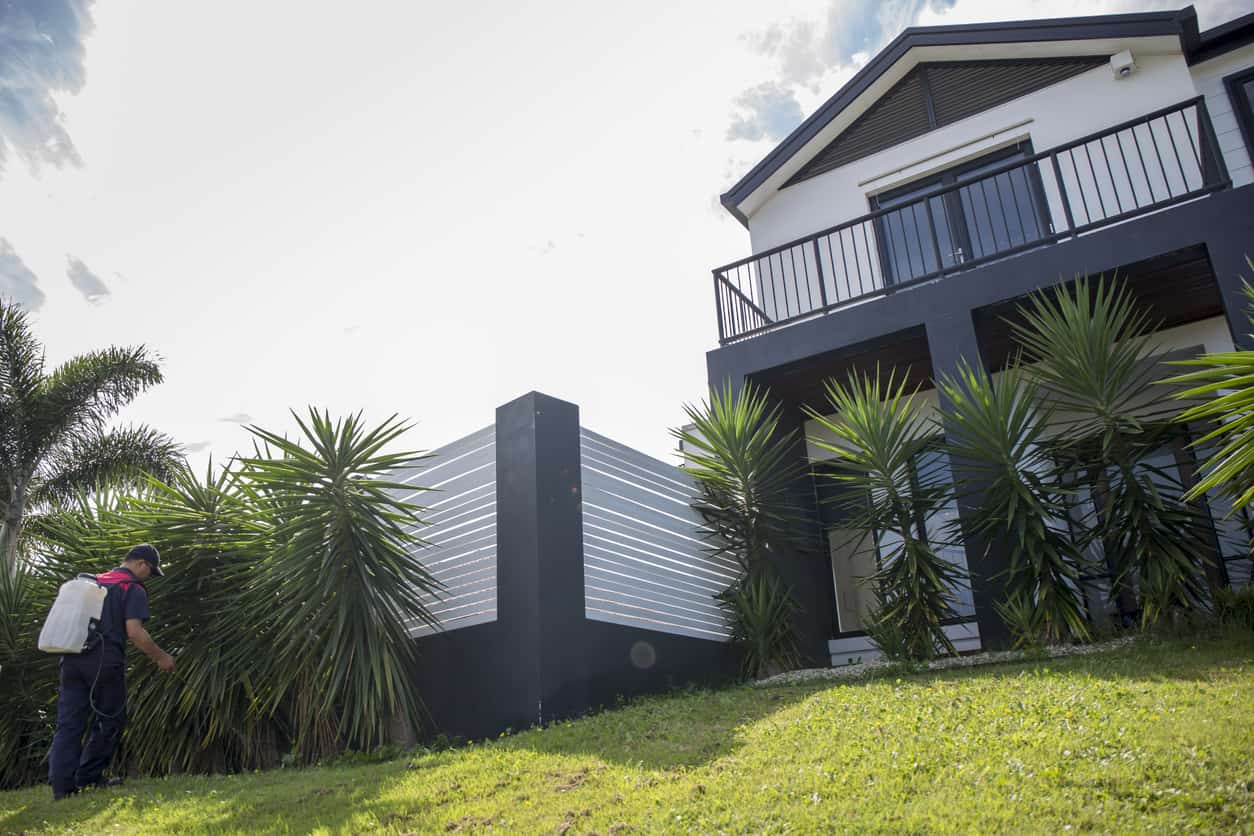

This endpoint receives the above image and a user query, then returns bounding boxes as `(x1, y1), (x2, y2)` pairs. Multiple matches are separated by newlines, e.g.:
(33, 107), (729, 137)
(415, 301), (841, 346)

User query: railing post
(923, 199), (946, 277)
(1196, 96), (1231, 187)
(811, 239), (829, 309)
(1049, 153), (1077, 236)
(712, 271), (727, 344)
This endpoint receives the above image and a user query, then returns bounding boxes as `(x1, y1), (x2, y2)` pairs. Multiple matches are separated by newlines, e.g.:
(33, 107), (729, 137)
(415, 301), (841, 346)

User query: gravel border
(754, 635), (1139, 687)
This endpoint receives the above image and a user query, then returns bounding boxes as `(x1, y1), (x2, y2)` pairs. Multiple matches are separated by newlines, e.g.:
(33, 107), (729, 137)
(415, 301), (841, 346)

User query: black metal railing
(713, 97), (1231, 344)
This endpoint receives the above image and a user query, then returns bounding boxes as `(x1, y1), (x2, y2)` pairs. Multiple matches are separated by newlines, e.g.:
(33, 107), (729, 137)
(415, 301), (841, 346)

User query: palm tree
(0, 299), (178, 572)
(673, 380), (808, 678)
(938, 361), (1090, 646)
(809, 370), (965, 660)
(1013, 277), (1210, 625)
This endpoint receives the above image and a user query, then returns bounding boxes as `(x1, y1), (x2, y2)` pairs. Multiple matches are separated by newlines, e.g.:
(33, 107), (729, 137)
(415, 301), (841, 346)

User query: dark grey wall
(412, 392), (736, 743)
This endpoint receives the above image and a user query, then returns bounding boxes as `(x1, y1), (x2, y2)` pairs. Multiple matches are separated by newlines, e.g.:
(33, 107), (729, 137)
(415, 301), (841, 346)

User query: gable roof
(784, 56), (1106, 187)
(719, 5), (1242, 227)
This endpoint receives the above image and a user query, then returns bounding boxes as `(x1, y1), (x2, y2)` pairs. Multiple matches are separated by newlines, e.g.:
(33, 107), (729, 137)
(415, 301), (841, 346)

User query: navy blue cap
(125, 544), (163, 577)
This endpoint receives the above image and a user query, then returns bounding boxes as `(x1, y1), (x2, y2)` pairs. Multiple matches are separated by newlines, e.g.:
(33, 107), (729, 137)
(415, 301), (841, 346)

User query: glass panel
(957, 161), (1048, 260)
(876, 187), (957, 284)
(916, 449), (976, 617)
(829, 528), (879, 633)
(1227, 556), (1252, 589)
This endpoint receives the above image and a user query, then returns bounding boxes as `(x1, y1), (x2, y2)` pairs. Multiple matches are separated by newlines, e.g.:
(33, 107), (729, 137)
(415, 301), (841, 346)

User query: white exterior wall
(748, 51), (1202, 253)
(1190, 45), (1254, 188)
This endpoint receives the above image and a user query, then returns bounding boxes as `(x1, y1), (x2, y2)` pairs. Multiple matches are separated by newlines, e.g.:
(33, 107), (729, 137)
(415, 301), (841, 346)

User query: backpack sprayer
(38, 573), (127, 719)
(38, 574), (107, 654)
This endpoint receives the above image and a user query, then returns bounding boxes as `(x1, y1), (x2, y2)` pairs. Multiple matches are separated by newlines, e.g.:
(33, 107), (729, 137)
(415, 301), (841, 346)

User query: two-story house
(705, 6), (1254, 665)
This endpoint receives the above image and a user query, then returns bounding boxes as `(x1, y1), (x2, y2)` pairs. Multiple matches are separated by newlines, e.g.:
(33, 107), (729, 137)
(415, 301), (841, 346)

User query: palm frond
(1165, 282), (1254, 509)
(0, 299), (45, 477)
(31, 424), (181, 507)
(673, 380), (809, 572)
(1012, 275), (1163, 446)
(27, 346), (163, 460)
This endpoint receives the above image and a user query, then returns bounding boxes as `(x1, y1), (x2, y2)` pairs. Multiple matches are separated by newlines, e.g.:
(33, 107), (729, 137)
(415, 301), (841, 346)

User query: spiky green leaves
(809, 370), (964, 660)
(938, 362), (1089, 646)
(1168, 281), (1254, 513)
(674, 381), (808, 678)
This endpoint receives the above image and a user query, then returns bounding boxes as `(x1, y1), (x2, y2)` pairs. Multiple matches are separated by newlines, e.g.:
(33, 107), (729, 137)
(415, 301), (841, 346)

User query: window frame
(868, 140), (1052, 287)
(1223, 67), (1254, 160)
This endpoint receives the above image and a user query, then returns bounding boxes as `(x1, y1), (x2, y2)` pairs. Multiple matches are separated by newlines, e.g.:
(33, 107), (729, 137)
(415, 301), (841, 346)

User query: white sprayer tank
(38, 575), (107, 654)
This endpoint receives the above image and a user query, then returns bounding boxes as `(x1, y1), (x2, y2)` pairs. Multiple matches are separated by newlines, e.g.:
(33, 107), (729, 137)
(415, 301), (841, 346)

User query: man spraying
(47, 544), (176, 800)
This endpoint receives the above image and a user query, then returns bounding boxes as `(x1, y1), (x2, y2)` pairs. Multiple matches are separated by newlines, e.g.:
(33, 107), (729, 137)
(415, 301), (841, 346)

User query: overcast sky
(0, 0), (1249, 465)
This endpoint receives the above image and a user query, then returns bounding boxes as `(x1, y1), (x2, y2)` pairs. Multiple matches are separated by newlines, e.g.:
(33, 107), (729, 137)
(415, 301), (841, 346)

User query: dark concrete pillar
(1205, 236), (1254, 351)
(770, 400), (837, 667)
(494, 391), (587, 728)
(925, 312), (1015, 650)
(705, 365), (834, 665)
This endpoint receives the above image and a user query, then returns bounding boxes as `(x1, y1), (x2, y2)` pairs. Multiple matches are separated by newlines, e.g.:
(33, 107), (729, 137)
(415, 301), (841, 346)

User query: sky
(0, 0), (1250, 466)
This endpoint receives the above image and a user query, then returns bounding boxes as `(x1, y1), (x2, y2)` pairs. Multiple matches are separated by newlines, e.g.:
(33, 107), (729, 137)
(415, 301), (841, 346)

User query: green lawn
(2, 632), (1251, 834)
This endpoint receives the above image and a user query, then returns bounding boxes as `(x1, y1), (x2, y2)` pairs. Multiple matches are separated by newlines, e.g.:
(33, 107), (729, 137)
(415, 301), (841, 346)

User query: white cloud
(66, 255), (110, 303)
(0, 0), (92, 178)
(0, 238), (45, 311)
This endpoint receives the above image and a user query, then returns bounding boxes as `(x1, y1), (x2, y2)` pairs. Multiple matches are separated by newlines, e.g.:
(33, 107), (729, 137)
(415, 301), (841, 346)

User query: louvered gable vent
(785, 57), (1107, 187)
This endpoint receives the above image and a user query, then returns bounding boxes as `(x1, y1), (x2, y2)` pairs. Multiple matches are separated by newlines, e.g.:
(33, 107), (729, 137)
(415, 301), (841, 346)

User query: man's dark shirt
(93, 567), (149, 663)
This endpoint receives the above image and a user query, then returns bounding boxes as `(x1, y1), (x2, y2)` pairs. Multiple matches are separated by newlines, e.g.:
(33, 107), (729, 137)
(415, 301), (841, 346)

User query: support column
(771, 399), (838, 667)
(495, 392), (587, 728)
(1205, 237), (1254, 351)
(926, 312), (1015, 650)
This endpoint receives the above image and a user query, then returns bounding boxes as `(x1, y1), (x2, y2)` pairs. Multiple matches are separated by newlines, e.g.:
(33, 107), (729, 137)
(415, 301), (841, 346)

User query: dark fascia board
(1188, 8), (1254, 65)
(719, 7), (1193, 227)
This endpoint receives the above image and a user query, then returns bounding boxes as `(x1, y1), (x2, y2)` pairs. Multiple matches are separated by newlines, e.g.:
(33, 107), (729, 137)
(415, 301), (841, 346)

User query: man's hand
(126, 618), (175, 673)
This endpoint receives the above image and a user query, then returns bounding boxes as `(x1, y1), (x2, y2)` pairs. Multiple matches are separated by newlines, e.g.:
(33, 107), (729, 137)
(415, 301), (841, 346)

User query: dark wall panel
(786, 57), (1106, 187)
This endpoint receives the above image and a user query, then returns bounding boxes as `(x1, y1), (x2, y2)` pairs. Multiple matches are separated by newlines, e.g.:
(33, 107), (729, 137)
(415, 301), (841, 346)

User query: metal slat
(402, 425), (497, 638)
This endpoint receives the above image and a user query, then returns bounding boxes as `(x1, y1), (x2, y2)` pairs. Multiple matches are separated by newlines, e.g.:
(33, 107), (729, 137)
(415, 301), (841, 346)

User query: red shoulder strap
(96, 569), (145, 594)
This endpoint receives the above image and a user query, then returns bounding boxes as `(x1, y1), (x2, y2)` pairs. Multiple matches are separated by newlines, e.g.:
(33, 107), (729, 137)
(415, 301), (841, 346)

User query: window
(827, 445), (975, 636)
(1059, 428), (1248, 626)
(1224, 67), (1254, 160)
(870, 142), (1053, 286)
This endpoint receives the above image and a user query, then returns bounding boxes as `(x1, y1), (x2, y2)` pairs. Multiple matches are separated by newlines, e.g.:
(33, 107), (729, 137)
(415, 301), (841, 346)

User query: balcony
(713, 97), (1231, 345)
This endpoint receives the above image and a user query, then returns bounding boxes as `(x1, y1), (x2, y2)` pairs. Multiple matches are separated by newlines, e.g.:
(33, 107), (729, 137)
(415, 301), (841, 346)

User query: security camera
(1111, 50), (1136, 80)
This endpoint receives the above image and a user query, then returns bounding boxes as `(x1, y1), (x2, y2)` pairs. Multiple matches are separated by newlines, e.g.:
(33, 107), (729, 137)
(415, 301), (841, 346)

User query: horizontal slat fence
(396, 424), (497, 637)
(579, 428), (736, 641)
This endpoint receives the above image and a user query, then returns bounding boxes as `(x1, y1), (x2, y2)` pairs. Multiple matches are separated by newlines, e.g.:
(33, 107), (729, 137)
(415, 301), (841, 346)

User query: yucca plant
(235, 410), (441, 761)
(717, 563), (802, 679)
(1167, 280), (1254, 528)
(1013, 277), (1210, 625)
(673, 380), (808, 574)
(809, 370), (964, 660)
(16, 409), (444, 785)
(674, 381), (809, 678)
(938, 361), (1090, 646)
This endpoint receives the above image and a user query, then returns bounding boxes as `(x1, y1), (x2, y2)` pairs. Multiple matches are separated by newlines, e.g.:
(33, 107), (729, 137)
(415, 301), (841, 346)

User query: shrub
(809, 370), (965, 660)
(675, 381), (810, 679)
(1214, 585), (1254, 632)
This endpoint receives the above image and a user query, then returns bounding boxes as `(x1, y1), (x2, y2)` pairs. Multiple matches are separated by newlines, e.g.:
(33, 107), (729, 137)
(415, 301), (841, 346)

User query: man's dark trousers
(48, 650), (126, 797)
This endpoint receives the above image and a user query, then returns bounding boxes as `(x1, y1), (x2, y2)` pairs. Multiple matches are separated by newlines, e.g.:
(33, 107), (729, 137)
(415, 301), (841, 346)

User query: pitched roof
(719, 5), (1252, 226)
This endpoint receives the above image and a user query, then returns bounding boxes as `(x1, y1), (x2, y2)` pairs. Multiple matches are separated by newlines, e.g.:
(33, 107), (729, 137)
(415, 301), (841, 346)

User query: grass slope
(2, 632), (1251, 834)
